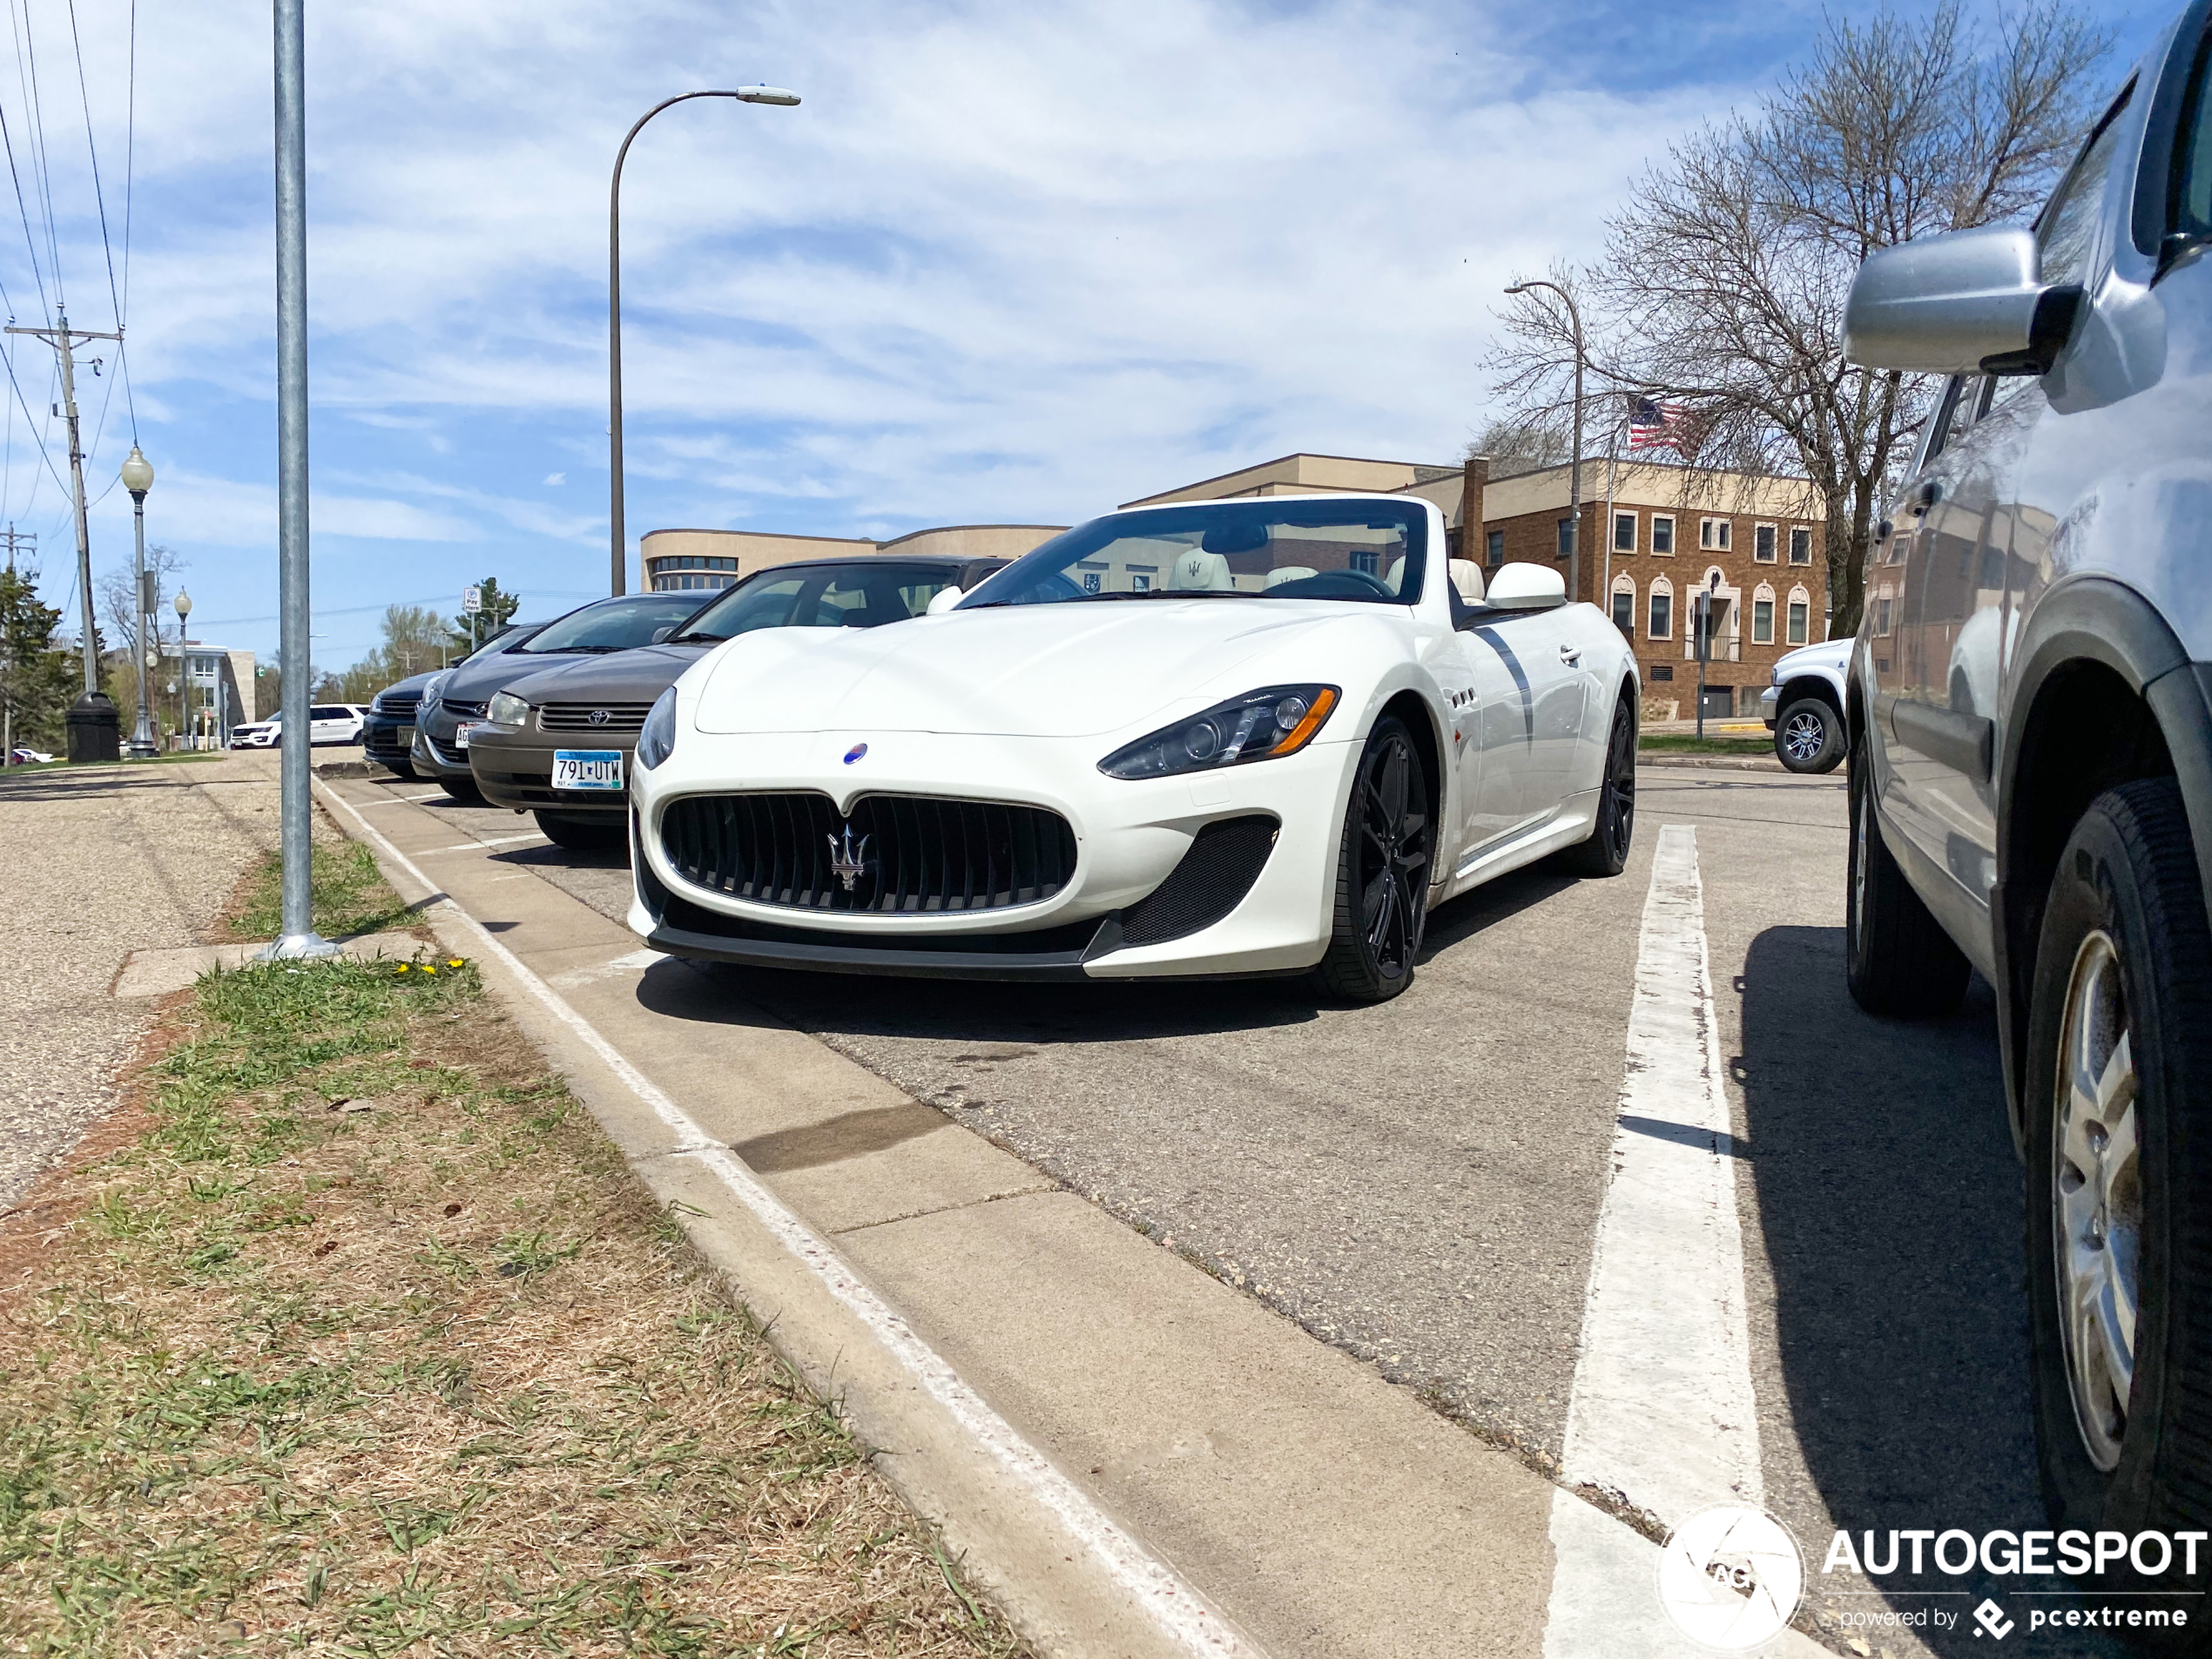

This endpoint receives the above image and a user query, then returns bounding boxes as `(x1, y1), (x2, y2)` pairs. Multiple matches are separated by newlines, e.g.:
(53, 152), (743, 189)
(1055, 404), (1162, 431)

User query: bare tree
(98, 543), (187, 666)
(1465, 420), (1569, 480)
(1487, 3), (2115, 635)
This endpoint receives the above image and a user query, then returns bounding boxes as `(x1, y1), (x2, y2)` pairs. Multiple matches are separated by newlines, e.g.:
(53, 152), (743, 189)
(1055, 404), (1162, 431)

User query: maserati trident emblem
(588, 708), (611, 726)
(827, 823), (873, 893)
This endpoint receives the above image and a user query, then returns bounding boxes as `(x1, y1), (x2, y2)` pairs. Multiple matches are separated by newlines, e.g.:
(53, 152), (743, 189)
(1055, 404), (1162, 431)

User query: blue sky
(0, 0), (2169, 673)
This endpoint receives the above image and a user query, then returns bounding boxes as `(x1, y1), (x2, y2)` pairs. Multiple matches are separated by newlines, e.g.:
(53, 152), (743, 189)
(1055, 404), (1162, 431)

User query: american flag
(1628, 397), (1696, 454)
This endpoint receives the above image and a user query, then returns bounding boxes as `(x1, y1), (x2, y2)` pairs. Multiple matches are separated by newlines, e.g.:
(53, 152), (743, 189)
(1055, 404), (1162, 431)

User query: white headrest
(1384, 556), (1409, 596)
(1168, 549), (1234, 591)
(1264, 565), (1320, 589)
(1449, 559), (1485, 604)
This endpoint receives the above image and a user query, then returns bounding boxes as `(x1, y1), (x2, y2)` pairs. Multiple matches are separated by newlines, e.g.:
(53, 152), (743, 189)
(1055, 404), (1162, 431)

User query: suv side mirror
(651, 625), (674, 644)
(1844, 226), (2085, 376)
(1486, 563), (1567, 610)
(925, 585), (963, 616)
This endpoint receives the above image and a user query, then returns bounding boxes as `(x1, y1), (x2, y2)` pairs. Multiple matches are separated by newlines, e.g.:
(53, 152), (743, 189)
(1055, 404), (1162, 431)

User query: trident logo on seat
(827, 823), (873, 893)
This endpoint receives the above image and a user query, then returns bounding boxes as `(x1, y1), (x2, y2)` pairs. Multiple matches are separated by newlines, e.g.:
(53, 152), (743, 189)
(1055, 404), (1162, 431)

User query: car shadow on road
(1738, 926), (2116, 1654)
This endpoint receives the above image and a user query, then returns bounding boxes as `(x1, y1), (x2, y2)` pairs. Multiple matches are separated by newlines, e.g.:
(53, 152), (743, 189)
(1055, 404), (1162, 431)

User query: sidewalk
(0, 752), (280, 1209)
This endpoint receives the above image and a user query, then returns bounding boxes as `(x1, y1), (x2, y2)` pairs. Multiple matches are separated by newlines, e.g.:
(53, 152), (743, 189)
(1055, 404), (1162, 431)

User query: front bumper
(469, 724), (633, 815)
(626, 727), (1359, 980)
(1758, 685), (1779, 731)
(362, 711), (415, 772)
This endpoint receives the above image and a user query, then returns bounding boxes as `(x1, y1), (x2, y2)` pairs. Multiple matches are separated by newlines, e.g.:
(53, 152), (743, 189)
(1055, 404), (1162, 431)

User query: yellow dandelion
(422, 965), (437, 976)
(395, 964), (411, 974)
(446, 958), (464, 969)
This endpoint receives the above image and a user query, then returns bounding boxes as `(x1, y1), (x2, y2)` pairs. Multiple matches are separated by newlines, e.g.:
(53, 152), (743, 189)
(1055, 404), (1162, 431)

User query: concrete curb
(1637, 752), (1792, 774)
(313, 778), (1263, 1659)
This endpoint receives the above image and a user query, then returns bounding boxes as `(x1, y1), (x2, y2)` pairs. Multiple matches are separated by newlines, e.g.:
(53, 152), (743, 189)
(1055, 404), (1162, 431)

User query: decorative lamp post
(121, 446), (157, 758)
(608, 84), (799, 597)
(1504, 280), (1585, 608)
(172, 589), (192, 748)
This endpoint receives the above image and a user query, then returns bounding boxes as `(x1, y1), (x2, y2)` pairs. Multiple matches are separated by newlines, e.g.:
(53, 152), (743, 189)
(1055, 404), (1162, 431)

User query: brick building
(1126, 451), (1829, 723)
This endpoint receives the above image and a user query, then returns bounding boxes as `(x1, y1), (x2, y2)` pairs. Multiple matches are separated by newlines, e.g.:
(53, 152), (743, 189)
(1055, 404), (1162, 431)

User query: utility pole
(0, 526), (27, 766)
(8, 313), (122, 759)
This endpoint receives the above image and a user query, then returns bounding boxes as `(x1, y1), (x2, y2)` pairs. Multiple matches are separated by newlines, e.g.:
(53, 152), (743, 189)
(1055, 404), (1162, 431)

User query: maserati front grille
(540, 702), (653, 734)
(660, 792), (1078, 914)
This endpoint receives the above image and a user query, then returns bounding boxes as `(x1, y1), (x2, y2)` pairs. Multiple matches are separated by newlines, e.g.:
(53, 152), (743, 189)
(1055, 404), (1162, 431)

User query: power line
(0, 102), (47, 320)
(10, 0), (64, 314)
(61, 0), (116, 332)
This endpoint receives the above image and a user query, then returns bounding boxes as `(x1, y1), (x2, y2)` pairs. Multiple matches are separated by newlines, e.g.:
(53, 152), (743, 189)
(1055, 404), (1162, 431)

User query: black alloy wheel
(2024, 779), (2212, 1620)
(1315, 715), (1432, 1002)
(1564, 695), (1636, 877)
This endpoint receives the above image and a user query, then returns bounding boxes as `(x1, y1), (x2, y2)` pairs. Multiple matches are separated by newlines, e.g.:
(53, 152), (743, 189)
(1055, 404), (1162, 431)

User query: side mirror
(1844, 226), (2085, 375)
(650, 625), (674, 644)
(1486, 563), (1567, 610)
(925, 585), (963, 616)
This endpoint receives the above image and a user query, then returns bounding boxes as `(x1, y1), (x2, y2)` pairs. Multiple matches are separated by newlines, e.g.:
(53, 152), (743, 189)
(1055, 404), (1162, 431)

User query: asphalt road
(388, 766), (2110, 1657)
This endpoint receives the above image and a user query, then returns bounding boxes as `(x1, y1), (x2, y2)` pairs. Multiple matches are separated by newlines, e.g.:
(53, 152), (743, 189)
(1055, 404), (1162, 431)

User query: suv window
(2038, 84), (2134, 287)
(2173, 37), (2212, 241)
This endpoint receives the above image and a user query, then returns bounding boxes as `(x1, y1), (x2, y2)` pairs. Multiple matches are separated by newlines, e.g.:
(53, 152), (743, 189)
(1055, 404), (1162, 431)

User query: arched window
(1610, 574), (1635, 637)
(1751, 581), (1777, 644)
(1788, 584), (1812, 644)
(1648, 576), (1674, 641)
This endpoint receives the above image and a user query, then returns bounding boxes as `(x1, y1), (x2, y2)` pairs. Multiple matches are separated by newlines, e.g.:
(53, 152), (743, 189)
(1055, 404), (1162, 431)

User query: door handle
(1559, 644), (1582, 665)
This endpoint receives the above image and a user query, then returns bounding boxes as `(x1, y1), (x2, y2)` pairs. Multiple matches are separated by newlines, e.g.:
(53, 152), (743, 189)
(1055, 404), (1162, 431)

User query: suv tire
(1844, 729), (1969, 1015)
(1776, 697), (1844, 773)
(2025, 779), (2212, 1590)
(1313, 715), (1431, 1003)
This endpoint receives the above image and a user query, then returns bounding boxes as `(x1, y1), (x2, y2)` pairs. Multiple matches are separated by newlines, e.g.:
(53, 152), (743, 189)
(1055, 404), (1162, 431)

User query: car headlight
(637, 688), (678, 771)
(420, 672), (448, 711)
(1098, 684), (1339, 780)
(486, 691), (531, 728)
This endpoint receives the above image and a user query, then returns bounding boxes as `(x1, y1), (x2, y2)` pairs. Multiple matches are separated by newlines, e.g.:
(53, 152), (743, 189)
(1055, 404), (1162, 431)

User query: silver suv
(1843, 1), (2212, 1581)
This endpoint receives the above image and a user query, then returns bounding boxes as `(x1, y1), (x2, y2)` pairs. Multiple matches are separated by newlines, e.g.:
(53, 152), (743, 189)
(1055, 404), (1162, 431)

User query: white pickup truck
(1757, 638), (1851, 772)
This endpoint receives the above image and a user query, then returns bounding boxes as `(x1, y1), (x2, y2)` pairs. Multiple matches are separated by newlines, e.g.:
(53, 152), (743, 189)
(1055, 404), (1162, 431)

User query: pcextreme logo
(1656, 1504), (1805, 1649)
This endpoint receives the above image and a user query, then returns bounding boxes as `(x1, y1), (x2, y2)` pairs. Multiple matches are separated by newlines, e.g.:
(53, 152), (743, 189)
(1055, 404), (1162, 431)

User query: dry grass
(0, 952), (1023, 1658)
(221, 836), (421, 942)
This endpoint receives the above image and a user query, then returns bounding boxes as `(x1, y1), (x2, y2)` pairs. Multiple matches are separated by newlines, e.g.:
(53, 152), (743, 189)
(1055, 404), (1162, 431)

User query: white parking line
(354, 792), (448, 806)
(316, 779), (1254, 1659)
(421, 831), (550, 853)
(1546, 824), (1766, 1653)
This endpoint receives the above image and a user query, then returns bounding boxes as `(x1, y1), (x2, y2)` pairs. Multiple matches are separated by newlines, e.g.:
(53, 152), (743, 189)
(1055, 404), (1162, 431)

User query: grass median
(0, 943), (1022, 1654)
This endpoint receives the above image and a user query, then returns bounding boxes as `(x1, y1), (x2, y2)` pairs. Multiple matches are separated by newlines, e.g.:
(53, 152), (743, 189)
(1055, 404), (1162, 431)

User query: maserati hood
(694, 600), (1385, 739)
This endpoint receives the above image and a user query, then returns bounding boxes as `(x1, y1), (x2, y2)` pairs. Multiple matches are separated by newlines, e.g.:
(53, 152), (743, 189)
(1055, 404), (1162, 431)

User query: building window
(1610, 577), (1635, 637)
(1613, 512), (1636, 553)
(1350, 549), (1379, 576)
(1651, 515), (1675, 556)
(1874, 590), (1892, 636)
(1754, 524), (1777, 563)
(1788, 584), (1811, 644)
(1751, 582), (1776, 644)
(1556, 516), (1575, 558)
(1700, 516), (1731, 551)
(1649, 579), (1674, 640)
(1649, 664), (1674, 683)
(1485, 529), (1504, 565)
(1789, 527), (1812, 565)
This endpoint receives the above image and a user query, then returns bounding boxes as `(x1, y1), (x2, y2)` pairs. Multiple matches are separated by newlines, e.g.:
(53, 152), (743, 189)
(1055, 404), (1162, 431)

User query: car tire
(376, 757), (416, 780)
(436, 774), (481, 804)
(2024, 779), (2212, 1606)
(535, 810), (626, 853)
(1312, 714), (1432, 1003)
(1561, 693), (1636, 878)
(1775, 697), (1844, 773)
(1844, 727), (1969, 1015)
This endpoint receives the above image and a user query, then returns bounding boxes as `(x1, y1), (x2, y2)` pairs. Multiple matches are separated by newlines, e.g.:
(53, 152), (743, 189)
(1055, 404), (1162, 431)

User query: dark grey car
(1841, 0), (2212, 1584)
(467, 555), (1004, 848)
(411, 593), (705, 799)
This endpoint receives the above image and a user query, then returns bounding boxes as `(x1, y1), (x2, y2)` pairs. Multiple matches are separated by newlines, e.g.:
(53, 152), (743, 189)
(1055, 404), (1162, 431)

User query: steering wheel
(1265, 569), (1397, 600)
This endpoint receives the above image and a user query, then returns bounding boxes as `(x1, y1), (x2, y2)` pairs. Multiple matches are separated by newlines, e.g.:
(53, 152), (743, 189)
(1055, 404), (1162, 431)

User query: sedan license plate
(455, 722), (482, 750)
(553, 749), (624, 792)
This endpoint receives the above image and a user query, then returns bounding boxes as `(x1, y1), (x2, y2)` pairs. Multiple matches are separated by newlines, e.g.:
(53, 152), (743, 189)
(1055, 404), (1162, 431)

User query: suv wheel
(1844, 728), (1969, 1015)
(2026, 779), (2212, 1568)
(1776, 697), (1844, 773)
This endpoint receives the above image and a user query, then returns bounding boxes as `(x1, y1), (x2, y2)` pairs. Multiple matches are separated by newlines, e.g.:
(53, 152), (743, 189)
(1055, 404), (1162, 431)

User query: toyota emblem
(588, 708), (611, 726)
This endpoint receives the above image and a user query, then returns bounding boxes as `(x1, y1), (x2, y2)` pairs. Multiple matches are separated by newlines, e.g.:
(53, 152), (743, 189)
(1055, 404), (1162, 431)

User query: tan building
(643, 523), (1067, 593)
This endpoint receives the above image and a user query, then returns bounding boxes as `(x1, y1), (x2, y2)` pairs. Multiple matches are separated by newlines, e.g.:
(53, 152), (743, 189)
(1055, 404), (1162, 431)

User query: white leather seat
(1168, 550), (1235, 590)
(1449, 559), (1485, 604)
(1264, 565), (1320, 589)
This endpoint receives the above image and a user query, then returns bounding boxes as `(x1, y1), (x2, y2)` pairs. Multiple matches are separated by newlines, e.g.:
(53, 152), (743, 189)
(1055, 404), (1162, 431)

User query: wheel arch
(1779, 673), (1845, 718)
(1996, 577), (2212, 1137)
(1379, 688), (1443, 826)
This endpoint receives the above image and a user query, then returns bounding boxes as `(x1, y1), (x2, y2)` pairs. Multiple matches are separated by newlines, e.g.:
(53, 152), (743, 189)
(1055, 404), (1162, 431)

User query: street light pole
(609, 84), (799, 597)
(264, 0), (334, 960)
(1504, 280), (1585, 609)
(122, 446), (156, 758)
(172, 588), (191, 747)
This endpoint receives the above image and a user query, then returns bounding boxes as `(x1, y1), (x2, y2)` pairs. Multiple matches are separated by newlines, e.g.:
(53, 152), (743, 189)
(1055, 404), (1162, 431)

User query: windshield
(671, 562), (966, 642)
(963, 500), (1428, 610)
(511, 594), (705, 654)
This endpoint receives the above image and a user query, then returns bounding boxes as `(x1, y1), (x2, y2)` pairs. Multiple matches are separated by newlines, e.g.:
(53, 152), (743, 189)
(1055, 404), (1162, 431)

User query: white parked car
(233, 705), (368, 749)
(228, 721), (274, 749)
(627, 495), (1639, 1001)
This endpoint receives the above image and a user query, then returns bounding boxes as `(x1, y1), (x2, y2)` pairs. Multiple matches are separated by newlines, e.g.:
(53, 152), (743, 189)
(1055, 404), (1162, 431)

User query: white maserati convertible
(626, 494), (1638, 1001)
